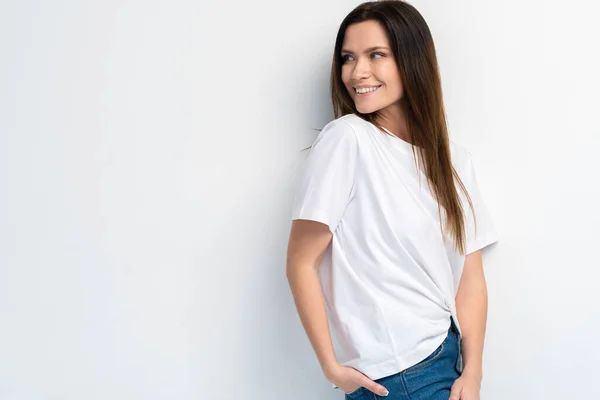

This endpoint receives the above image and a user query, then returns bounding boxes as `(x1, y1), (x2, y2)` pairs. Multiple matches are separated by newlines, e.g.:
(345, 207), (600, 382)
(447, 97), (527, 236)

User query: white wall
(1, 1), (598, 399)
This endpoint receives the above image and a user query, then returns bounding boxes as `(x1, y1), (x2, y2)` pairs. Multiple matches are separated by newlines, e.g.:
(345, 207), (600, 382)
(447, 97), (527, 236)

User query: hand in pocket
(328, 365), (389, 397)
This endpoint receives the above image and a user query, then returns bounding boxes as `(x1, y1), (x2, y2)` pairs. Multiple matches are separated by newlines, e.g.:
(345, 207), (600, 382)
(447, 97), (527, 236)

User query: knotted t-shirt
(291, 113), (499, 388)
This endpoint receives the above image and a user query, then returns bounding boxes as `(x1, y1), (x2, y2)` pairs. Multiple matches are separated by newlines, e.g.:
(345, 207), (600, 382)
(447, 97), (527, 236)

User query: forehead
(342, 20), (389, 50)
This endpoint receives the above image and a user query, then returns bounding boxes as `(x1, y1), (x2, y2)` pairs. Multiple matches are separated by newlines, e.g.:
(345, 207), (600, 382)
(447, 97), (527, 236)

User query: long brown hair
(309, 0), (476, 255)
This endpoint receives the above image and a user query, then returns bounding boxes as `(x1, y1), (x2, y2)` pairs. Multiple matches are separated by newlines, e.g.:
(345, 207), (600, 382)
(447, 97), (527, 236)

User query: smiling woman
(339, 26), (405, 124)
(286, 2), (499, 400)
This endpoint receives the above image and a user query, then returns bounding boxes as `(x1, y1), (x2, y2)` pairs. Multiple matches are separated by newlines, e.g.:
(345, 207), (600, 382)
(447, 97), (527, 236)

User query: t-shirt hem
(330, 329), (449, 390)
(466, 231), (499, 255)
(292, 208), (337, 233)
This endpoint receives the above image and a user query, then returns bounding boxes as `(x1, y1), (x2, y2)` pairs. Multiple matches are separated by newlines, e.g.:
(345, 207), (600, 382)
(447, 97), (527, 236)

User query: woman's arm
(455, 249), (488, 381)
(449, 250), (488, 399)
(286, 219), (339, 376)
(286, 219), (390, 396)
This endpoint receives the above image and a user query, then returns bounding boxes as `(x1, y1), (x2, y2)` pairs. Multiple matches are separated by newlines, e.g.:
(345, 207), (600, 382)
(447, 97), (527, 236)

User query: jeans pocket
(345, 385), (367, 398)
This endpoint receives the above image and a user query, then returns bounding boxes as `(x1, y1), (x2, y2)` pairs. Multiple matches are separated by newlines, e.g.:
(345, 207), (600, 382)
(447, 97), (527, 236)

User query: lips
(355, 85), (382, 95)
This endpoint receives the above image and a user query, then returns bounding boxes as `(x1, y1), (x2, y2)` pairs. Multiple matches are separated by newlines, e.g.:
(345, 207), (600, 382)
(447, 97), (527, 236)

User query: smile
(355, 85), (382, 96)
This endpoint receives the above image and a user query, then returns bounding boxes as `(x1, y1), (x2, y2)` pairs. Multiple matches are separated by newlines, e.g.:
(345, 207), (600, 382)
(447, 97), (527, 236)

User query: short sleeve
(463, 151), (499, 254)
(291, 118), (359, 233)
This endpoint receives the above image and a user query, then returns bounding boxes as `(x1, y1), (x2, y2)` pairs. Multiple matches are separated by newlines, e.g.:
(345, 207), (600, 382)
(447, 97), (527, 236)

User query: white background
(1, 1), (599, 399)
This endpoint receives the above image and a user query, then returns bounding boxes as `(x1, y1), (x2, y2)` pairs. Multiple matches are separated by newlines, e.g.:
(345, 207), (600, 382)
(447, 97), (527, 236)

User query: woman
(286, 1), (498, 399)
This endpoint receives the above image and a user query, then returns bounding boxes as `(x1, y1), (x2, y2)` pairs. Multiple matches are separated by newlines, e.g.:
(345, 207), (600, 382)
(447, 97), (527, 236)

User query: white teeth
(355, 85), (381, 94)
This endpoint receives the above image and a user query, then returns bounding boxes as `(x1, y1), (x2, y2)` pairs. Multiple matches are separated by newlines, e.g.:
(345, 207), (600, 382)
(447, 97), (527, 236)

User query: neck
(374, 102), (411, 143)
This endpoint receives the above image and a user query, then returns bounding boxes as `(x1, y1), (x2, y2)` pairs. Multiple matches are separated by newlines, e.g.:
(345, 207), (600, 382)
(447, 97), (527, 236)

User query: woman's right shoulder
(317, 114), (364, 142)
(304, 115), (362, 163)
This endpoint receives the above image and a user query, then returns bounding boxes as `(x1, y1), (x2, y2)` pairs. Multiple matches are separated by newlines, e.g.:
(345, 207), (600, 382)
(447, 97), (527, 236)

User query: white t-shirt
(291, 113), (499, 389)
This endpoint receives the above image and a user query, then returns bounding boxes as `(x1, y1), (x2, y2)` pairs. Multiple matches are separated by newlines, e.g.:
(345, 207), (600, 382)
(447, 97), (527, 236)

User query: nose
(350, 56), (371, 80)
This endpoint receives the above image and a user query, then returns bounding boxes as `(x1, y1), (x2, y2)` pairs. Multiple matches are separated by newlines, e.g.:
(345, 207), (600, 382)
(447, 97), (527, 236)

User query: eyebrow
(340, 46), (389, 54)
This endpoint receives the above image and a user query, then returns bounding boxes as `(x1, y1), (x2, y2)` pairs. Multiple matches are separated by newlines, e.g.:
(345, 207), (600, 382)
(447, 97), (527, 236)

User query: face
(340, 20), (404, 115)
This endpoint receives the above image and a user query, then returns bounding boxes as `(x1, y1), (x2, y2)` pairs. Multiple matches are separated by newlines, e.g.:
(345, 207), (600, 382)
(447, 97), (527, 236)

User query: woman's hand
(325, 364), (389, 396)
(449, 370), (482, 400)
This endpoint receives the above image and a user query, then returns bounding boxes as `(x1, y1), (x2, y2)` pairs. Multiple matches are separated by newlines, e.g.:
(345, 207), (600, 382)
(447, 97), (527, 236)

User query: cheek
(341, 70), (353, 92)
(379, 63), (401, 85)
(340, 67), (350, 83)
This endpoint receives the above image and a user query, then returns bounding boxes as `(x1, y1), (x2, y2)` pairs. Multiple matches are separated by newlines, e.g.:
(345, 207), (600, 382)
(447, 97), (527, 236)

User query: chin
(355, 104), (378, 114)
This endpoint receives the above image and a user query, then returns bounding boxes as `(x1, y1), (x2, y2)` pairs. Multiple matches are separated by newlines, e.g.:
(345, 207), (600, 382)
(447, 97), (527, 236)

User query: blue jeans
(345, 318), (462, 400)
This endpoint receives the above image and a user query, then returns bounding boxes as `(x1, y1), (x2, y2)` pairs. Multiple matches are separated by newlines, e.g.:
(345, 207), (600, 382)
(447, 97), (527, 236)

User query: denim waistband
(449, 316), (463, 373)
(449, 316), (460, 335)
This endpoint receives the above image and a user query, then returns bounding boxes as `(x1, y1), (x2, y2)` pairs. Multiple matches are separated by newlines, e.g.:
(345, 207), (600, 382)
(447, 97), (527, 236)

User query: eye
(341, 52), (385, 63)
